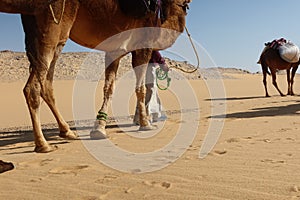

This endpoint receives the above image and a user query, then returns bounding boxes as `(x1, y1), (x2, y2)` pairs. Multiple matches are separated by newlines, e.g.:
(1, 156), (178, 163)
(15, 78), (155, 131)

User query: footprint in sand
(49, 165), (89, 175)
(18, 158), (55, 169)
(142, 180), (172, 189)
(286, 137), (295, 141)
(290, 185), (300, 199)
(95, 174), (119, 184)
(262, 139), (271, 143)
(213, 149), (227, 155)
(261, 159), (285, 164)
(291, 185), (299, 192)
(124, 187), (134, 194)
(226, 138), (240, 143)
(187, 145), (199, 151)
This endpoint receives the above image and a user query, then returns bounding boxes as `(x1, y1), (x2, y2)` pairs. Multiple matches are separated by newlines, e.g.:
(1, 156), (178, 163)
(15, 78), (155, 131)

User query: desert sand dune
(1, 52), (300, 199)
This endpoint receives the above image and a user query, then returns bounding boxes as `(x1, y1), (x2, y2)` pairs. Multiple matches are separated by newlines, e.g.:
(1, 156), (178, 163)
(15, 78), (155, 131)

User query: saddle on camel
(118, 0), (166, 20)
(0, 0), (191, 152)
(258, 38), (300, 97)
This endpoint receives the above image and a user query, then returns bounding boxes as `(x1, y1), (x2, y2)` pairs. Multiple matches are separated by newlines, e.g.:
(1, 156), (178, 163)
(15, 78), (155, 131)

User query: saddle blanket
(265, 38), (287, 49)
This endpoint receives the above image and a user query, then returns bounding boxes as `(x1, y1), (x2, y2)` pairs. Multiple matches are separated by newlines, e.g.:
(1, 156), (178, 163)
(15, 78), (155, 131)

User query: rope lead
(156, 68), (171, 90)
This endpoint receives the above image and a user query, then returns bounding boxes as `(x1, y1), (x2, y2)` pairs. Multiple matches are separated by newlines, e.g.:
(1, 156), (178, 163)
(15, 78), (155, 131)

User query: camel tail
(258, 55), (271, 75)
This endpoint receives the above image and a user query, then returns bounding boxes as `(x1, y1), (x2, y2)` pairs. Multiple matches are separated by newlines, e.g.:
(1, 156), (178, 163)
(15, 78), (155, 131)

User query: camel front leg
(90, 54), (120, 139)
(261, 64), (270, 97)
(289, 66), (298, 96)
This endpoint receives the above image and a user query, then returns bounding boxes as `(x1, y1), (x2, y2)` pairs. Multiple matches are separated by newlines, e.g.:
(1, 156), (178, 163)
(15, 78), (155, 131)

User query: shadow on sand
(210, 100), (300, 119)
(0, 122), (135, 152)
(206, 96), (266, 101)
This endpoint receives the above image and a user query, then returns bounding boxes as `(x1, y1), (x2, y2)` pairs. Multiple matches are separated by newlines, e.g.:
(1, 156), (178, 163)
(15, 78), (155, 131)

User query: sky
(1, 1), (300, 72)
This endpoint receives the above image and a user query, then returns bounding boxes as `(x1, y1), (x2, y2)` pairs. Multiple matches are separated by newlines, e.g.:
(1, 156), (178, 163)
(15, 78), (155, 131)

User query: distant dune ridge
(0, 50), (253, 82)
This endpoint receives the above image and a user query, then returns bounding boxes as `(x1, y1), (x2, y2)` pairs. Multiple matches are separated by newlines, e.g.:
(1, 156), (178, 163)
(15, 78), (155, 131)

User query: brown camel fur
(259, 47), (299, 97)
(0, 0), (191, 152)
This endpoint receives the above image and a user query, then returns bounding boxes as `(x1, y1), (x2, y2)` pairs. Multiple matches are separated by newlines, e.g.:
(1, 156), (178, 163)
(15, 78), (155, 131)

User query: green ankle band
(97, 112), (107, 121)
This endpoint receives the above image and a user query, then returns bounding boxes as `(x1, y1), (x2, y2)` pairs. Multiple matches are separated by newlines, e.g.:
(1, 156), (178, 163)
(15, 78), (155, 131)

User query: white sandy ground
(1, 73), (300, 199)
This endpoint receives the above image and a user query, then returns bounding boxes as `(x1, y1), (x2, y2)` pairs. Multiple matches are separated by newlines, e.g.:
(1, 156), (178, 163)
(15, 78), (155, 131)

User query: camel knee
(263, 79), (267, 86)
(23, 84), (41, 109)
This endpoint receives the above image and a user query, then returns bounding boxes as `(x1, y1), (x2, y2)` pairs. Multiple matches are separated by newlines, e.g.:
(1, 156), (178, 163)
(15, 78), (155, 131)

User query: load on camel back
(259, 38), (300, 63)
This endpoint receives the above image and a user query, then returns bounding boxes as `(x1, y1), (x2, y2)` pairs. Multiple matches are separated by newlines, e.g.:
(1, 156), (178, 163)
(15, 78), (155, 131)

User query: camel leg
(290, 66), (298, 96)
(91, 54), (121, 139)
(286, 69), (292, 95)
(261, 64), (270, 97)
(23, 67), (53, 153)
(132, 49), (155, 130)
(22, 15), (55, 153)
(270, 69), (285, 97)
(21, 2), (79, 152)
(42, 44), (77, 140)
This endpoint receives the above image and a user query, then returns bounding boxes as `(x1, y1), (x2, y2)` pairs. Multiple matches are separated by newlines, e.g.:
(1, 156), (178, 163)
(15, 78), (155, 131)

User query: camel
(0, 0), (191, 152)
(259, 47), (299, 97)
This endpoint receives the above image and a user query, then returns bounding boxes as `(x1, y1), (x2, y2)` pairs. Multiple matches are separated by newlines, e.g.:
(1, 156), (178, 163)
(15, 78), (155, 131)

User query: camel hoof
(59, 130), (78, 140)
(34, 144), (57, 153)
(90, 129), (107, 140)
(139, 125), (157, 131)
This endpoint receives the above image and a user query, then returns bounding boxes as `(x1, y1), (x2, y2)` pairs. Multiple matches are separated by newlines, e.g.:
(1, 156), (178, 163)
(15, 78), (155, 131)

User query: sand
(1, 52), (300, 199)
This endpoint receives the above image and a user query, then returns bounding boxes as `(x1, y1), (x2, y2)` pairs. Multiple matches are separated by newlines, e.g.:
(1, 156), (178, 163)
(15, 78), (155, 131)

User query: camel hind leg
(21, 1), (79, 152)
(132, 49), (155, 130)
(288, 66), (298, 95)
(287, 68), (292, 95)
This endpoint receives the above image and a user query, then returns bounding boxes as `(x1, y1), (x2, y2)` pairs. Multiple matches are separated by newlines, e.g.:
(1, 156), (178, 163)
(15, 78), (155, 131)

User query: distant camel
(0, 0), (191, 152)
(258, 47), (299, 97)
